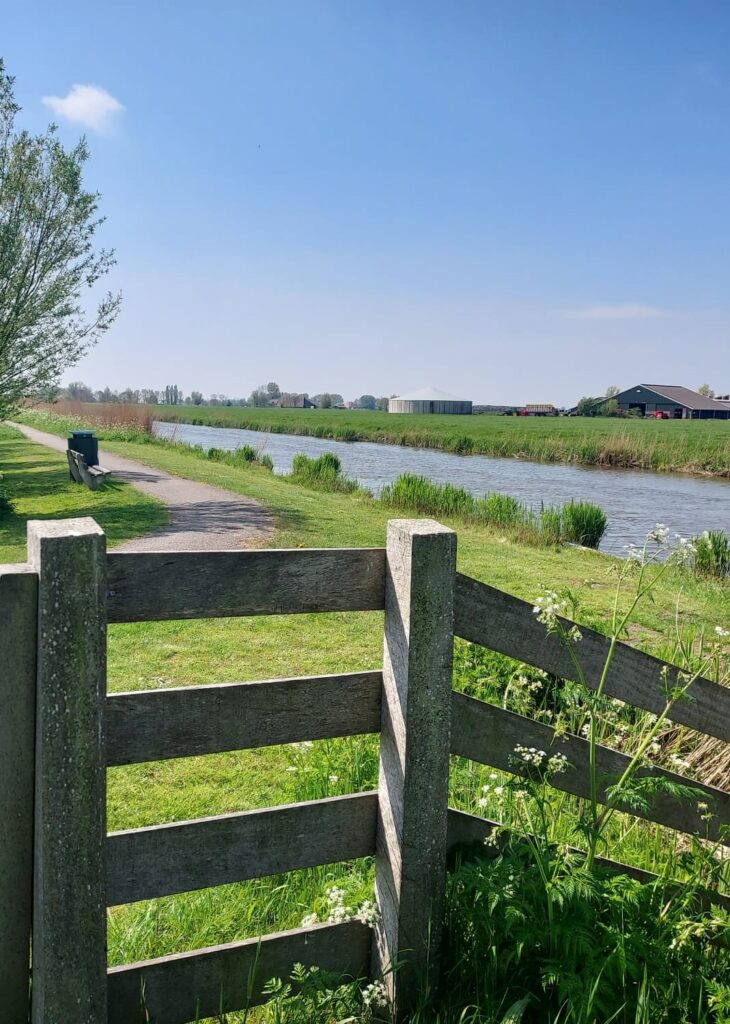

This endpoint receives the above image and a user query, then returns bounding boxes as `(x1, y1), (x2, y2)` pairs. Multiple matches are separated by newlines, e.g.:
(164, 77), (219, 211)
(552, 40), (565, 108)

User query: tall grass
(206, 445), (274, 471)
(151, 404), (730, 477)
(31, 400), (155, 433)
(378, 474), (608, 549)
(289, 452), (361, 493)
(560, 500), (608, 549)
(20, 407), (153, 442)
(693, 529), (730, 579)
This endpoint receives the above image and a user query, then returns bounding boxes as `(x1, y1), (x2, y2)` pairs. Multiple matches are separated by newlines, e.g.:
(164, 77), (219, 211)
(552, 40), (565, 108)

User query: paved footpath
(11, 422), (274, 552)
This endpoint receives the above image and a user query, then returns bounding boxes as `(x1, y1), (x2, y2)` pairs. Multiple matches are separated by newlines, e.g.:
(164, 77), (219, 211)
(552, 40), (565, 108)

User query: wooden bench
(66, 449), (112, 491)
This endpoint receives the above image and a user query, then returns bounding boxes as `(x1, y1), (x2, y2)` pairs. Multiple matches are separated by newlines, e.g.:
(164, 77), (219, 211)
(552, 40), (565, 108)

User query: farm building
(388, 387), (472, 415)
(599, 385), (730, 420)
(277, 393), (317, 409)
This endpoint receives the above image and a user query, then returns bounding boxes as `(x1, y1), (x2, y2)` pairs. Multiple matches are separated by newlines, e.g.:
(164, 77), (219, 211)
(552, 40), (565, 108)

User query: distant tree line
(52, 380), (392, 410)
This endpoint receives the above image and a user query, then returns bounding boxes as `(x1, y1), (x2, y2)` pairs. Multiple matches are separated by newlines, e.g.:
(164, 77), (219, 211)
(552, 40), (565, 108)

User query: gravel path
(11, 422), (275, 552)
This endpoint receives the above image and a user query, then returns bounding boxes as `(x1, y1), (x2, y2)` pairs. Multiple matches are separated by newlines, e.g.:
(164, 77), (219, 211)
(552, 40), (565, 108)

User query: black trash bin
(68, 430), (99, 467)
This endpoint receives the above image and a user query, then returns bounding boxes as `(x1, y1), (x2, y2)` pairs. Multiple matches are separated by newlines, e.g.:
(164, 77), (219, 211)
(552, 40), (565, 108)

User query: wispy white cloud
(563, 304), (666, 321)
(42, 84), (124, 132)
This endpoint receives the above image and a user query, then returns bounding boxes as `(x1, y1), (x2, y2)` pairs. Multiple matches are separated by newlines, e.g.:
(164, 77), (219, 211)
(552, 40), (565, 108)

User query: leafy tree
(118, 387), (140, 404)
(0, 61), (120, 419)
(140, 388), (159, 404)
(266, 381), (281, 399)
(95, 386), (117, 402)
(576, 396), (599, 416)
(190, 390), (204, 405)
(163, 384), (180, 405)
(311, 393), (343, 409)
(250, 384), (270, 407)
(596, 398), (619, 417)
(64, 380), (95, 402)
(355, 394), (377, 410)
(605, 385), (620, 398)
(376, 396), (390, 411)
(698, 383), (715, 397)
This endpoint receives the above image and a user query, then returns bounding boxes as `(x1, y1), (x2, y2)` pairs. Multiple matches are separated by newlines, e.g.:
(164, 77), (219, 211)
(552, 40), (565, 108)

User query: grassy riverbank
(151, 403), (730, 476)
(28, 400), (730, 475)
(13, 409), (730, 630)
(4, 418), (730, 1021)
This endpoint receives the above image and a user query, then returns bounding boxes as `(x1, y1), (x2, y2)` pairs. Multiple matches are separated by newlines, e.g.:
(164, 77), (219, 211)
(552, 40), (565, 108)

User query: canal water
(153, 421), (730, 556)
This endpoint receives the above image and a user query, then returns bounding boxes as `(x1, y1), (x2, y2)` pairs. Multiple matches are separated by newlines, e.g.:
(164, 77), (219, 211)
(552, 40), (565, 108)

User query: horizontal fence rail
(447, 808), (665, 886)
(445, 808), (730, 910)
(451, 692), (730, 844)
(12, 518), (729, 1024)
(106, 671), (383, 766)
(106, 793), (378, 906)
(455, 572), (730, 743)
(107, 548), (387, 622)
(107, 920), (372, 1024)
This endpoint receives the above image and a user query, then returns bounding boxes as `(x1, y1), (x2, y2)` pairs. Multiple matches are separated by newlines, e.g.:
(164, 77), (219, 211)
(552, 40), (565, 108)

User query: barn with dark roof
(601, 384), (730, 420)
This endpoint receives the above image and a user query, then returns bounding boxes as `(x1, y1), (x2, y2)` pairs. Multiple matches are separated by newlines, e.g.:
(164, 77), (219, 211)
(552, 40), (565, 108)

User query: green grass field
(3, 421), (729, 1021)
(153, 404), (730, 476)
(0, 425), (168, 562)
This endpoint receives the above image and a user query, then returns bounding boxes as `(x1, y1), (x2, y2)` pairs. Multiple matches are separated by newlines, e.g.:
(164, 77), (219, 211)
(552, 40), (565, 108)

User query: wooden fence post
(373, 519), (456, 1018)
(29, 518), (107, 1024)
(0, 563), (38, 1023)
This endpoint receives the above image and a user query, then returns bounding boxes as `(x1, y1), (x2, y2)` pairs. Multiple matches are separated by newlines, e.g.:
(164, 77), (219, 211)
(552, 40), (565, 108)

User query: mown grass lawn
(4, 421), (730, 1021)
(0, 425), (168, 562)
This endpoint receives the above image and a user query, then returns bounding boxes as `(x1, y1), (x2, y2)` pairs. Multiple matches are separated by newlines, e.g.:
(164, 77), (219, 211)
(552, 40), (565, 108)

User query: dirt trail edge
(10, 422), (275, 552)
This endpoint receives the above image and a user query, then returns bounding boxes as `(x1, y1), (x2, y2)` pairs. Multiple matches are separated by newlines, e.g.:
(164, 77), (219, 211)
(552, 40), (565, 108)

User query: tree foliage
(311, 392), (343, 409)
(0, 61), (121, 419)
(575, 396), (599, 416)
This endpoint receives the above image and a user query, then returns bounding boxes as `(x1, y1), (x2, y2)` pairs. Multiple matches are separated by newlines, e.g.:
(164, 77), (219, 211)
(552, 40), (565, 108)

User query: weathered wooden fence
(2, 517), (729, 1024)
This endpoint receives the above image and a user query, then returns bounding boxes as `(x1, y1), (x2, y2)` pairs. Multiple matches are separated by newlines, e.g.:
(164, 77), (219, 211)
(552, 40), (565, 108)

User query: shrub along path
(10, 422), (274, 551)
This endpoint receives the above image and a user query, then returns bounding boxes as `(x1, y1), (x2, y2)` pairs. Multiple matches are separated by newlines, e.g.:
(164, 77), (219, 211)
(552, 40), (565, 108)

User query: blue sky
(5, 1), (730, 404)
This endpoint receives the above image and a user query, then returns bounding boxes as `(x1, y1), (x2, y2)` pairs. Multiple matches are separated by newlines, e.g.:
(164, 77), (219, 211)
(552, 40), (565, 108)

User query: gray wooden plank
(455, 572), (730, 742)
(106, 670), (382, 766)
(106, 547), (386, 622)
(0, 564), (37, 1024)
(106, 792), (378, 906)
(107, 920), (372, 1024)
(451, 692), (730, 844)
(446, 808), (730, 909)
(28, 518), (108, 1024)
(374, 519), (456, 1018)
(66, 448), (83, 483)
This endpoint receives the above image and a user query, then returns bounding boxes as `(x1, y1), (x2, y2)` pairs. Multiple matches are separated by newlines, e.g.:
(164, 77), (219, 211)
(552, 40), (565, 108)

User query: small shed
(388, 387), (472, 415)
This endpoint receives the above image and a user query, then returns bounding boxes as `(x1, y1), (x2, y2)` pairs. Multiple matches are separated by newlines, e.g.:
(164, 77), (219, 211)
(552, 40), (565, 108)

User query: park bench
(66, 448), (112, 491)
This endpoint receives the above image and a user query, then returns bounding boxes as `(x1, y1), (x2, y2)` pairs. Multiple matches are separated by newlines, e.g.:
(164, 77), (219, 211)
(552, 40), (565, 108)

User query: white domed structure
(388, 387), (472, 415)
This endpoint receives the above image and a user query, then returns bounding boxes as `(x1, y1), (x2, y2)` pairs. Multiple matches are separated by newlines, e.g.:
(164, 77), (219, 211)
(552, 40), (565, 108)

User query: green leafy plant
(442, 524), (730, 1021)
